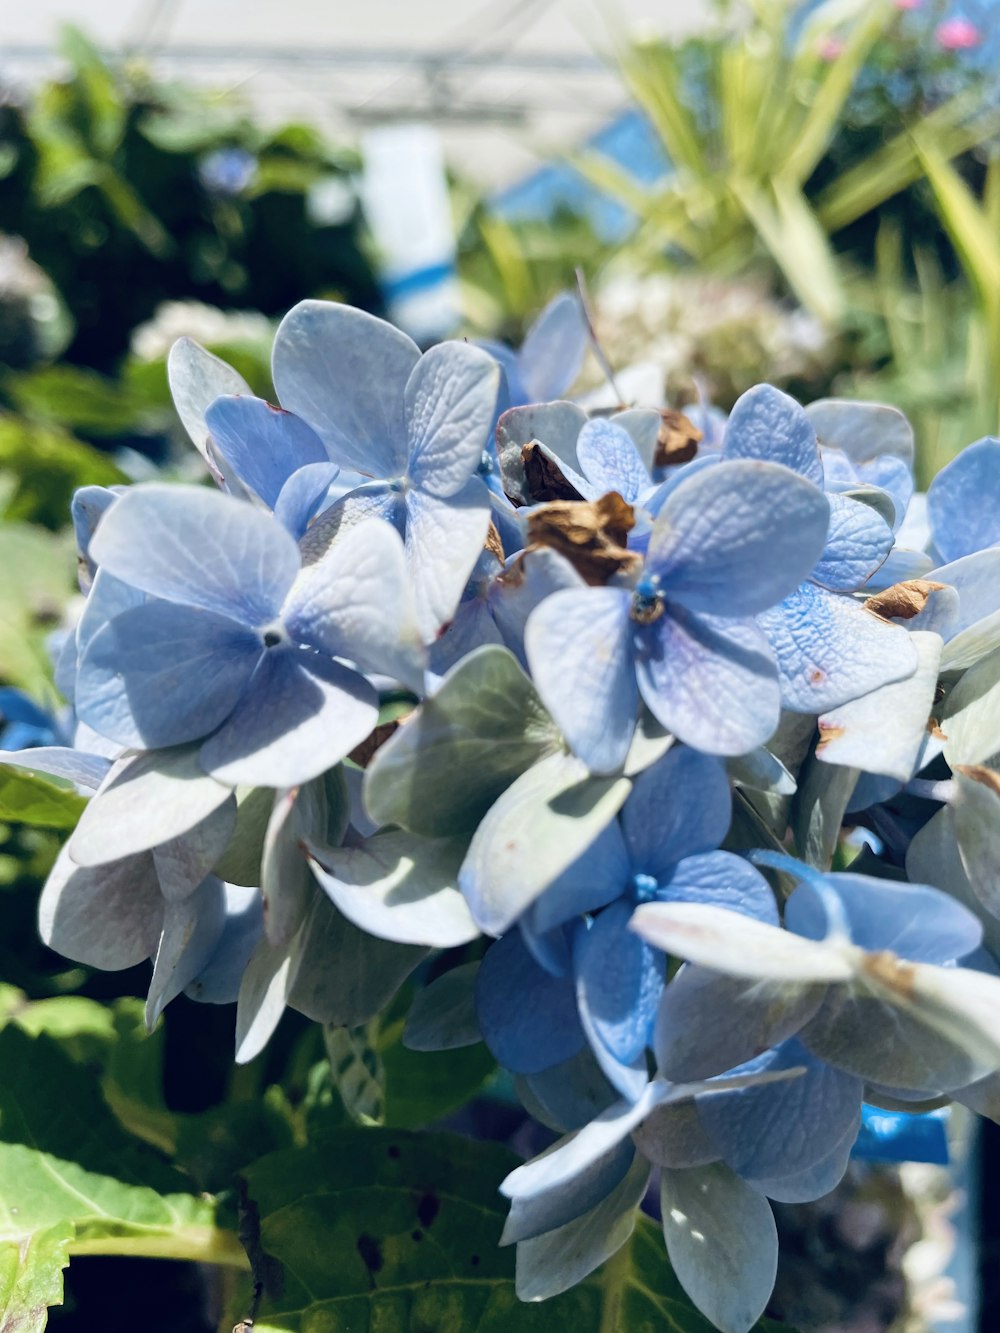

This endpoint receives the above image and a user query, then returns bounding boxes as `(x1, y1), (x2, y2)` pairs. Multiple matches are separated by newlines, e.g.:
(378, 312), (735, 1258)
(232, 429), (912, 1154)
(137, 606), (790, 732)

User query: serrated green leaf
(0, 769), (86, 829)
(245, 1129), (789, 1333)
(363, 647), (561, 838)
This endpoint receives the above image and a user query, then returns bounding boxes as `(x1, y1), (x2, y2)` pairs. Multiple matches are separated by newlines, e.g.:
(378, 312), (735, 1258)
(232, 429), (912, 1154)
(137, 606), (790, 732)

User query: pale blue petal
(501, 1136), (635, 1245)
(525, 819), (630, 938)
(271, 299), (418, 477)
(696, 1039), (862, 1182)
(272, 462), (341, 537)
(750, 1108), (860, 1202)
(185, 883), (264, 1005)
(525, 585), (636, 774)
(297, 480), (406, 565)
(758, 583), (918, 714)
(204, 395), (329, 507)
(495, 401), (588, 504)
(576, 419), (650, 504)
(39, 844), (163, 970)
(786, 872), (981, 964)
(168, 337), (252, 463)
(283, 518), (425, 690)
(574, 901), (664, 1064)
(646, 460), (829, 617)
(622, 746), (731, 873)
(927, 436), (1000, 562)
(723, 384), (824, 486)
(806, 399), (914, 469)
(76, 602), (260, 750)
(405, 341), (500, 498)
(152, 801), (237, 902)
(810, 493), (894, 591)
(199, 649), (378, 787)
(657, 852), (779, 926)
(405, 479), (492, 643)
(476, 931), (585, 1074)
(517, 1046), (619, 1132)
(636, 608), (780, 757)
(146, 876), (227, 1027)
(428, 597), (505, 677)
(490, 547), (584, 668)
(866, 456), (914, 528)
(519, 292), (588, 402)
(89, 483), (300, 626)
(72, 485), (119, 589)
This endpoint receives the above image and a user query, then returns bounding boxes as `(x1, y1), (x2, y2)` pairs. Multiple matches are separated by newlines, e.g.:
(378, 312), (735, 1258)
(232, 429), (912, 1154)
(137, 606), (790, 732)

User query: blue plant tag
(851, 1103), (950, 1165)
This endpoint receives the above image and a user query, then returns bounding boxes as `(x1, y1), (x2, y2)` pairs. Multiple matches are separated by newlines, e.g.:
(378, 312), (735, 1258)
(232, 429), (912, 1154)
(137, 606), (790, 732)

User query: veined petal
(574, 901), (664, 1065)
(89, 483), (300, 625)
(576, 418), (650, 504)
(272, 462), (342, 538)
(146, 876), (227, 1028)
(205, 395), (328, 508)
(646, 460), (829, 617)
(39, 844), (163, 970)
(476, 931), (585, 1074)
(723, 383), (823, 485)
(525, 585), (637, 775)
(168, 337), (252, 463)
(758, 582), (918, 714)
(519, 292), (588, 402)
(657, 852), (779, 925)
(636, 607), (780, 757)
(283, 518), (424, 690)
(271, 299), (418, 477)
(198, 649), (377, 787)
(811, 493), (894, 592)
(405, 479), (492, 643)
(75, 601), (261, 750)
(927, 436), (1000, 562)
(405, 341), (500, 498)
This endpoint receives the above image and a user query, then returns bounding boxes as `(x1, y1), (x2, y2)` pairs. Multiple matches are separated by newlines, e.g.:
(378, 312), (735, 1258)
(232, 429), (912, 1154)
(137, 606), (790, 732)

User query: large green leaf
(363, 647), (561, 838)
(0, 523), (75, 696)
(0, 1026), (247, 1329)
(245, 1129), (790, 1333)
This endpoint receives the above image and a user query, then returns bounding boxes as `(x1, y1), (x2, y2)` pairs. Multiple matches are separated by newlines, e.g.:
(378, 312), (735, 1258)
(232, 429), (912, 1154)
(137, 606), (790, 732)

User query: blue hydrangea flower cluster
(9, 292), (1000, 1333)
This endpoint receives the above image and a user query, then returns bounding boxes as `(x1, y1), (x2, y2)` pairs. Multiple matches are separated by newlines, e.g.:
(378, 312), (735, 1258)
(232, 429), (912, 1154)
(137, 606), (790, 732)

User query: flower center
(261, 622), (288, 649)
(630, 576), (665, 625)
(630, 872), (659, 903)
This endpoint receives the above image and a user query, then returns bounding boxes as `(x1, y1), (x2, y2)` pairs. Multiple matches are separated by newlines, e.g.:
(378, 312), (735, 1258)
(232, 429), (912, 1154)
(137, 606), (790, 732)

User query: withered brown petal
(864, 579), (947, 622)
(520, 442), (584, 504)
(654, 409), (703, 469)
(525, 492), (641, 587)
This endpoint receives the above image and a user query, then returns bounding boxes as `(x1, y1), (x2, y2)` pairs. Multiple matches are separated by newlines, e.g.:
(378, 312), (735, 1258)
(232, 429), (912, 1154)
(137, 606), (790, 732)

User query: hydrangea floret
(9, 293), (1000, 1333)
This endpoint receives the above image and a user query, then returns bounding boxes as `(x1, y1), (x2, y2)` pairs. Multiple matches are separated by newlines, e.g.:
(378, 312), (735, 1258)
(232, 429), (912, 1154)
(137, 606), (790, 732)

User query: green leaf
(363, 647), (561, 838)
(0, 522), (75, 696)
(245, 1129), (788, 1333)
(0, 768), (86, 829)
(0, 1026), (246, 1328)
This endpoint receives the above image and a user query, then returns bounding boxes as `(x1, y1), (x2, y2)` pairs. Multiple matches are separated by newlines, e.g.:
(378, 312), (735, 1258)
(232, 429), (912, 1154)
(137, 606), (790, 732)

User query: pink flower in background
(893, 0), (921, 10)
(934, 16), (983, 49)
(817, 34), (845, 60)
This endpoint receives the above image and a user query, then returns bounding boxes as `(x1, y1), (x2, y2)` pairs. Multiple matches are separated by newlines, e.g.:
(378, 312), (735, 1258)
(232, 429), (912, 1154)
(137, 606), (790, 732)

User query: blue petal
(490, 547), (584, 669)
(405, 478), (492, 643)
(574, 901), (664, 1064)
(576, 419), (650, 504)
(646, 459), (830, 617)
(786, 871), (982, 964)
(205, 395), (329, 508)
(405, 342), (500, 498)
(72, 485), (119, 588)
(657, 851), (778, 925)
(519, 292), (588, 402)
(526, 818), (630, 938)
(696, 1038), (862, 1182)
(757, 582), (918, 714)
(428, 597), (505, 678)
(271, 300), (418, 477)
(39, 845), (163, 970)
(746, 1106), (860, 1203)
(811, 493), (894, 592)
(927, 436), (1000, 562)
(89, 483), (301, 626)
(501, 1136), (636, 1245)
(76, 602), (261, 749)
(198, 648), (378, 787)
(525, 586), (637, 774)
(636, 607), (780, 757)
(0, 745), (112, 792)
(723, 384), (824, 486)
(298, 480), (406, 564)
(146, 876), (227, 1027)
(622, 746), (731, 873)
(476, 931), (586, 1074)
(272, 462), (342, 537)
(185, 883), (264, 1005)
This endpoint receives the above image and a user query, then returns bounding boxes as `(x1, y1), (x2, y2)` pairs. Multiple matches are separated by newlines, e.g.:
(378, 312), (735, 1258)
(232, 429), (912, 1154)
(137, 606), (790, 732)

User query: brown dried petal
(654, 409), (703, 469)
(484, 521), (505, 564)
(526, 492), (641, 587)
(521, 442), (584, 503)
(864, 580), (947, 623)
